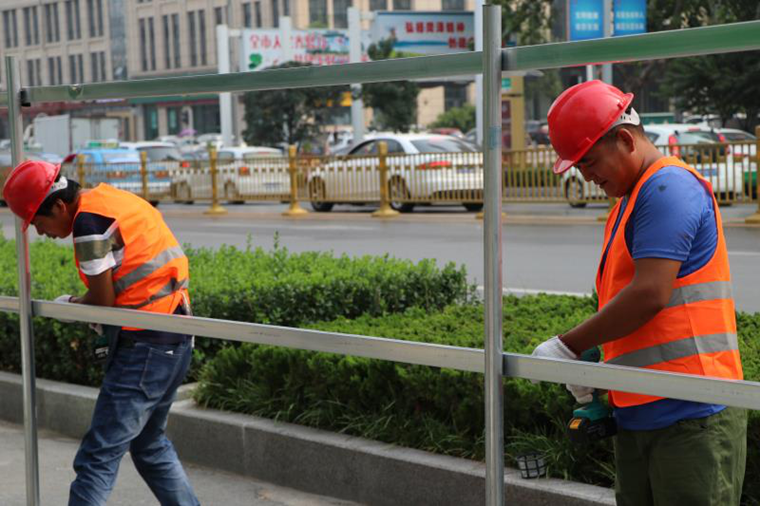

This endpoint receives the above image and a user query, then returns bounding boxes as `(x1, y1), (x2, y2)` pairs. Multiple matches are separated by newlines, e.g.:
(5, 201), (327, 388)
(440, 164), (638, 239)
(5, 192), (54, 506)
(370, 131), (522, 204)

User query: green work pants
(614, 406), (747, 506)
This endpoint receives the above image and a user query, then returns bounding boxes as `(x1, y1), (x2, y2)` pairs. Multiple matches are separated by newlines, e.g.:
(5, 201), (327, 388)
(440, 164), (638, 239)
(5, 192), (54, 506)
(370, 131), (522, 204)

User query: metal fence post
(283, 145), (308, 216)
(745, 125), (760, 224)
(6, 55), (41, 506)
(140, 150), (149, 201)
(372, 141), (399, 218)
(204, 145), (227, 216)
(482, 6), (504, 506)
(76, 154), (87, 188)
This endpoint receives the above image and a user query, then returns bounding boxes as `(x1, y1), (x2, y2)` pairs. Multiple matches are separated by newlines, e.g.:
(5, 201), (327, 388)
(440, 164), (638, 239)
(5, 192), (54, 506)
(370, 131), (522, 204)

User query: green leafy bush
(0, 235), (473, 385)
(195, 295), (760, 502)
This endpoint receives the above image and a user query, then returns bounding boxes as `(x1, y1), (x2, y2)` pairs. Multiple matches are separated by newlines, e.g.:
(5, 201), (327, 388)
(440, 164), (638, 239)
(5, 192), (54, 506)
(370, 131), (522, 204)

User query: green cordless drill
(567, 347), (617, 443)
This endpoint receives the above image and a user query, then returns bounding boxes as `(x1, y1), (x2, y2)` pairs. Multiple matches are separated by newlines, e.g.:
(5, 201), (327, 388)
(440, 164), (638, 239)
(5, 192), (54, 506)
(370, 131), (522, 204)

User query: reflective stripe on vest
(665, 280), (733, 308)
(606, 332), (739, 368)
(597, 157), (742, 408)
(118, 277), (189, 310)
(113, 245), (186, 295)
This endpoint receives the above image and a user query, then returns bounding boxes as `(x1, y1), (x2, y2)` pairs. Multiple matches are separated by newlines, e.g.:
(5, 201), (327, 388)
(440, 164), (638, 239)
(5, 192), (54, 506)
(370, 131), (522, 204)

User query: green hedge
(195, 295), (760, 503)
(0, 235), (473, 385)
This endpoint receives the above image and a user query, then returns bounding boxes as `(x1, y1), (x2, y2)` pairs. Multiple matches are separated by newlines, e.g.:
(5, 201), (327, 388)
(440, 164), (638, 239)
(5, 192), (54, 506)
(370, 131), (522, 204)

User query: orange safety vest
(597, 156), (742, 408)
(74, 184), (190, 325)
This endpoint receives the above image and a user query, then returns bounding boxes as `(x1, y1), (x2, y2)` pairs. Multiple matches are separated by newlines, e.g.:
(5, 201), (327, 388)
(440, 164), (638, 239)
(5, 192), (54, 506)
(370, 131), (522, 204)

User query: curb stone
(0, 372), (615, 506)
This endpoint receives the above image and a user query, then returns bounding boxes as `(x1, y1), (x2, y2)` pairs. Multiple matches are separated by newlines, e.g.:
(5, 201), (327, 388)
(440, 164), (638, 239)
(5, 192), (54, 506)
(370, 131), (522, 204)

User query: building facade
(1, 0), (476, 145)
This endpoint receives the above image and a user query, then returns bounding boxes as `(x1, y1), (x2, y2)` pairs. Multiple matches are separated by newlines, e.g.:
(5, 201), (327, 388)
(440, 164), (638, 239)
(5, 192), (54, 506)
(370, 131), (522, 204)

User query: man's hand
(532, 336), (594, 404)
(53, 294), (75, 323)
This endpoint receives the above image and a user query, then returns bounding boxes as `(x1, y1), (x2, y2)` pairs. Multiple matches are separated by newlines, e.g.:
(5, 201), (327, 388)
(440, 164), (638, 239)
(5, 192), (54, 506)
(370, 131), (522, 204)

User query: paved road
(0, 420), (360, 506)
(2, 201), (760, 312)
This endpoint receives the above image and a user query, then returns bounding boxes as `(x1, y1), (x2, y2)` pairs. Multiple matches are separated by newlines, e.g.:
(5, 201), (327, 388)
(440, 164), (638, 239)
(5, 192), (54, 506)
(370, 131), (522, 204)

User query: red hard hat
(548, 80), (634, 174)
(2, 160), (61, 231)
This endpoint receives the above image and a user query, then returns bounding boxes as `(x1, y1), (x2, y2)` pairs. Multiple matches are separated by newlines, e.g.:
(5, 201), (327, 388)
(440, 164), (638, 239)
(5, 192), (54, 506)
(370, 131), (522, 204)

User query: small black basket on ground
(515, 452), (547, 479)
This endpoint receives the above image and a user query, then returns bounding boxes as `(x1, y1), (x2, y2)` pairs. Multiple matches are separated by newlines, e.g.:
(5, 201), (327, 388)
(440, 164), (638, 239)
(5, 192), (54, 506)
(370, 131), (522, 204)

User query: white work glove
(89, 323), (103, 335)
(532, 336), (595, 404)
(53, 294), (75, 323)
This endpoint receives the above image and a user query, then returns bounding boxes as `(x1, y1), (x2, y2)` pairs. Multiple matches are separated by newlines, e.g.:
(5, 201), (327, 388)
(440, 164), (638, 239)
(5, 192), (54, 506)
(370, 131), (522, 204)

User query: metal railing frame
(2, 11), (760, 506)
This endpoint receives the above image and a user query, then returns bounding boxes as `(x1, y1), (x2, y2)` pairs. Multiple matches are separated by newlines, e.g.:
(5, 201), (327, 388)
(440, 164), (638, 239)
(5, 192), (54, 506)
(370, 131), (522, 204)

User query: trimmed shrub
(0, 235), (473, 385)
(195, 295), (760, 501)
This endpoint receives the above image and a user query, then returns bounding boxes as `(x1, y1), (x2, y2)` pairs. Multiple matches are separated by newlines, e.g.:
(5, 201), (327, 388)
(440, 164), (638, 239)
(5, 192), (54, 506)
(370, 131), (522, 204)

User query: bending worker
(3, 160), (200, 506)
(532, 80), (746, 506)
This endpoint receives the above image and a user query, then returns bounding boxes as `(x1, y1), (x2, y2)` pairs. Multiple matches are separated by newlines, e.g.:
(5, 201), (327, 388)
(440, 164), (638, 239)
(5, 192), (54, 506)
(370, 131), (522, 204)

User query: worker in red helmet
(532, 80), (746, 505)
(3, 161), (199, 505)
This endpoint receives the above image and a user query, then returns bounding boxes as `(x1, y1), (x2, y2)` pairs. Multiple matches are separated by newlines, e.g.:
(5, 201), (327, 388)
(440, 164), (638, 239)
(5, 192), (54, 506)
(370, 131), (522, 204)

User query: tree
(429, 104), (476, 133)
(242, 61), (347, 148)
(362, 38), (420, 133)
(659, 1), (760, 130)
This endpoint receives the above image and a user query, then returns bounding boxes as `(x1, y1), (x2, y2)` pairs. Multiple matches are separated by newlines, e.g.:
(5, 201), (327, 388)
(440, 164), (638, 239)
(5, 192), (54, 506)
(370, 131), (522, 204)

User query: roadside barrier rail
(2, 12), (760, 506)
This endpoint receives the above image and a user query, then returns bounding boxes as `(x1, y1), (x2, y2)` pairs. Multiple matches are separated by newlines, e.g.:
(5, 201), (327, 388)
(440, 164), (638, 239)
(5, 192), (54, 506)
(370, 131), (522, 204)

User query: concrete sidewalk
(0, 420), (361, 506)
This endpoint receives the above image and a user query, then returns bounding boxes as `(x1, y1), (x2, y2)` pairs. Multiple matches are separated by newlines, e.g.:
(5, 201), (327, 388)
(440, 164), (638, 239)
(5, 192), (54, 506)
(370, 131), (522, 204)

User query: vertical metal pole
(602, 0), (613, 83)
(217, 24), (234, 148)
(482, 6), (504, 506)
(348, 7), (365, 146)
(6, 56), (41, 506)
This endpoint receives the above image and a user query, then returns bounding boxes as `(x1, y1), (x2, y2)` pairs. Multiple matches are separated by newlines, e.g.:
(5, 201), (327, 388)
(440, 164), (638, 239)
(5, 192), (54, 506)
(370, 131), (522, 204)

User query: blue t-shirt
(600, 166), (725, 431)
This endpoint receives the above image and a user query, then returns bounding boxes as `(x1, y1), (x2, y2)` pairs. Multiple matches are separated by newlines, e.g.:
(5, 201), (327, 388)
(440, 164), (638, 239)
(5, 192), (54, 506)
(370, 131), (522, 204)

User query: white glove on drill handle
(532, 336), (595, 404)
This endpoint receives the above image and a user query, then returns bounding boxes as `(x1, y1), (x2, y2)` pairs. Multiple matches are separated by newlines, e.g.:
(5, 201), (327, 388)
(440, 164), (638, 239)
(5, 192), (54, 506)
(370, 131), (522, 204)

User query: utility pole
(348, 7), (364, 146)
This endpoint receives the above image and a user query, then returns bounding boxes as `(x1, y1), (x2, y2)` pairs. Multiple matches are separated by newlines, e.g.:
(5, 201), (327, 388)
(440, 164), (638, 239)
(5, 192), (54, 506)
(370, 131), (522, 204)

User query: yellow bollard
(76, 154), (87, 188)
(282, 145), (308, 217)
(204, 146), (228, 216)
(745, 126), (760, 224)
(140, 150), (149, 201)
(372, 141), (400, 218)
(598, 196), (616, 222)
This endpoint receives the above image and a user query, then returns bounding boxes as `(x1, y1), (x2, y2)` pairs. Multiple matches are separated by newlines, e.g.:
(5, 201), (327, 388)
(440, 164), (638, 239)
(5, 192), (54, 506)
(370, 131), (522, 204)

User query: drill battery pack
(567, 414), (617, 444)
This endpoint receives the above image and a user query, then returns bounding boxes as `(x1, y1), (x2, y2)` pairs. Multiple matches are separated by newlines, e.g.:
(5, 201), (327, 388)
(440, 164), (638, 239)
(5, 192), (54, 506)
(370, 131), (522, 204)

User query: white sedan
(306, 133), (483, 212)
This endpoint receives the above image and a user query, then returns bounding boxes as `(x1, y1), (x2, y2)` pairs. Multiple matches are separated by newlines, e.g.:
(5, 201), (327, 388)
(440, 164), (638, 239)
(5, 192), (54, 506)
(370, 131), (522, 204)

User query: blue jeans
(69, 337), (200, 506)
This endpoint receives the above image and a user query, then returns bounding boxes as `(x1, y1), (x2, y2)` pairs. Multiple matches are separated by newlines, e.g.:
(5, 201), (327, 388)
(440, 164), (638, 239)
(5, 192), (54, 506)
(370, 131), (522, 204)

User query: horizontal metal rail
(16, 20), (760, 105)
(2, 296), (759, 411)
(505, 19), (760, 71)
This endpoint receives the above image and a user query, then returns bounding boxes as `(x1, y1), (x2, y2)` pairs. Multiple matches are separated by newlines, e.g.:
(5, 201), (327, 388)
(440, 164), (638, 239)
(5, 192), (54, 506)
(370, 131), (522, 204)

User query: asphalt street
(2, 201), (760, 312)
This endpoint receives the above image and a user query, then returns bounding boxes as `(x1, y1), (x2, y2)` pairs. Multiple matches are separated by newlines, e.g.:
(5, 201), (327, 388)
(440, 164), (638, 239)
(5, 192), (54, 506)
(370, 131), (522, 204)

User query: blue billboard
(568, 0), (604, 41)
(614, 0), (647, 36)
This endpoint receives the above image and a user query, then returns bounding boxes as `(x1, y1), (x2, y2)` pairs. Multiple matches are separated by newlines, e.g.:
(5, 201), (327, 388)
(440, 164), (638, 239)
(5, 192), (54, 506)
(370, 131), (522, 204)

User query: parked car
(718, 129), (760, 197)
(307, 133), (483, 213)
(61, 146), (170, 206)
(217, 146), (287, 203)
(561, 124), (743, 207)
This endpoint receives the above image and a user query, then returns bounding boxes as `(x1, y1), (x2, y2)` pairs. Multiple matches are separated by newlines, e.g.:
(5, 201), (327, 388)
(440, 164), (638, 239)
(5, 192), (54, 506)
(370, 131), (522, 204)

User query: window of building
(188, 12), (197, 66)
(254, 2), (262, 28)
(23, 8), (32, 46)
(198, 10), (207, 65)
(393, 0), (411, 10)
(139, 18), (148, 71)
(243, 3), (252, 28)
(333, 0), (351, 28)
(283, 0), (290, 17)
(69, 54), (84, 83)
(444, 84), (467, 110)
(271, 0), (279, 28)
(144, 105), (159, 140)
(87, 0), (103, 37)
(442, 0), (464, 9)
(172, 14), (181, 68)
(47, 56), (63, 85)
(26, 58), (41, 86)
(90, 51), (98, 81)
(309, 0), (327, 26)
(162, 15), (171, 68)
(3, 10), (19, 48)
(148, 17), (156, 70)
(65, 0), (81, 40)
(99, 51), (106, 80)
(214, 7), (226, 26)
(369, 0), (387, 10)
(167, 106), (181, 135)
(44, 3), (61, 43)
(192, 104), (221, 135)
